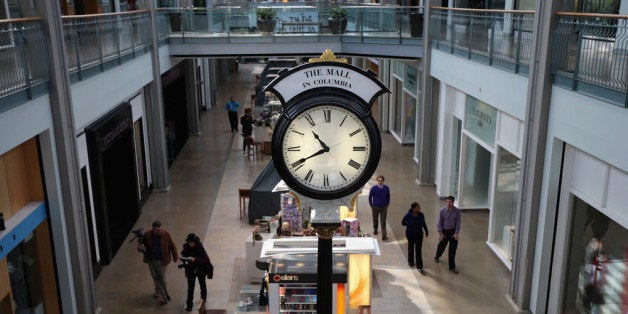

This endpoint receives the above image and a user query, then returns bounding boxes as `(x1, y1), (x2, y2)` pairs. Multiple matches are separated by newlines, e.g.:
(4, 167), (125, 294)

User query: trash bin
(410, 13), (423, 37)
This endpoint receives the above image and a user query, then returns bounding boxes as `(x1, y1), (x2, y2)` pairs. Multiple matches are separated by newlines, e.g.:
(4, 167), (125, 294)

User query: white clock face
(281, 105), (371, 192)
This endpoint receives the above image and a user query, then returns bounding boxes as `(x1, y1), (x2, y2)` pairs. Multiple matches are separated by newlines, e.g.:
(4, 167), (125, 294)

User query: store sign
(270, 273), (347, 283)
(403, 64), (418, 95)
(268, 63), (386, 105)
(465, 96), (497, 147)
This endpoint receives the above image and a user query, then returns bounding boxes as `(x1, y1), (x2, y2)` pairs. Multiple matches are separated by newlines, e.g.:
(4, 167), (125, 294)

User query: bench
(281, 21), (321, 34)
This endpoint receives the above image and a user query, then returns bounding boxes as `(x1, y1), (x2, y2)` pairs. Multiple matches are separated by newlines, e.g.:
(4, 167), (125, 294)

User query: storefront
(436, 86), (524, 267)
(548, 145), (628, 313)
(0, 138), (60, 313)
(388, 60), (420, 146)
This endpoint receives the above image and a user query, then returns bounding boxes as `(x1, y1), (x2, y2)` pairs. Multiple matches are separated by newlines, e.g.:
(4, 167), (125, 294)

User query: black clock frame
(271, 90), (381, 200)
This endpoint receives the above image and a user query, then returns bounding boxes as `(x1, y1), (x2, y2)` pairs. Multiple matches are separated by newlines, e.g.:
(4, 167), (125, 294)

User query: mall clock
(271, 94), (381, 200)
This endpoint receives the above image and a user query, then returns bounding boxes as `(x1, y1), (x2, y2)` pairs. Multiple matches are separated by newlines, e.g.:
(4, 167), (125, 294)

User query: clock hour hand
(312, 131), (329, 150)
(291, 147), (330, 167)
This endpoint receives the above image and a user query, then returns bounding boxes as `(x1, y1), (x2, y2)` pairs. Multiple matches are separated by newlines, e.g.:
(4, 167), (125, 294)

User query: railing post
(572, 18), (583, 91)
(489, 16), (495, 66)
(131, 15), (136, 59)
(514, 14), (523, 74)
(449, 11), (454, 54)
(96, 18), (105, 71)
(73, 23), (82, 81)
(18, 26), (33, 99)
(467, 14), (473, 59)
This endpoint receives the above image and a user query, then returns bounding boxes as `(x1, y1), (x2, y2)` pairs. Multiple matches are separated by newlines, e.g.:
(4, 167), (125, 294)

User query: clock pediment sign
(263, 50), (389, 110)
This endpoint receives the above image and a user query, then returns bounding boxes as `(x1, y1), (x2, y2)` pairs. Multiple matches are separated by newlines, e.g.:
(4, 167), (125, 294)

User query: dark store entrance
(162, 63), (190, 167)
(86, 104), (139, 266)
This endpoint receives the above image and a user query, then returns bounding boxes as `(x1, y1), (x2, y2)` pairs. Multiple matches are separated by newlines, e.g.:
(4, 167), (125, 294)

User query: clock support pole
(298, 195), (352, 314)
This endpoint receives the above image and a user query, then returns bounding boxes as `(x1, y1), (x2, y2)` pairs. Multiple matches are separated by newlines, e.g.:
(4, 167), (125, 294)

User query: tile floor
(94, 63), (515, 313)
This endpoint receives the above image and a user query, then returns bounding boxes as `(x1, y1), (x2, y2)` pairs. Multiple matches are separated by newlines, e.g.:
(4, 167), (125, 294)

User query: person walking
(402, 202), (428, 273)
(369, 175), (390, 241)
(434, 196), (461, 274)
(137, 220), (178, 304)
(179, 233), (212, 312)
(240, 108), (253, 156)
(225, 96), (240, 133)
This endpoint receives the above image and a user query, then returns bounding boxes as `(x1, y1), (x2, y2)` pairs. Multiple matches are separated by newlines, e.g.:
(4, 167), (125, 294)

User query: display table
(245, 233), (274, 283)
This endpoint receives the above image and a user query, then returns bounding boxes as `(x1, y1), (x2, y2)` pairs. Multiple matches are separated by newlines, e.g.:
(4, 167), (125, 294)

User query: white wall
(430, 50), (528, 120)
(548, 87), (628, 171)
(71, 55), (153, 131)
(0, 94), (52, 154)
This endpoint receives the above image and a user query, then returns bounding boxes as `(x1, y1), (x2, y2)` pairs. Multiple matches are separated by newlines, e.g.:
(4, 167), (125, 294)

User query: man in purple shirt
(434, 196), (461, 274)
(369, 175), (391, 241)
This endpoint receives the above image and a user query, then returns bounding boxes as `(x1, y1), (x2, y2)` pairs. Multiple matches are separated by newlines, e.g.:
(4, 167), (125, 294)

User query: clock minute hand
(312, 131), (329, 150)
(292, 147), (330, 167)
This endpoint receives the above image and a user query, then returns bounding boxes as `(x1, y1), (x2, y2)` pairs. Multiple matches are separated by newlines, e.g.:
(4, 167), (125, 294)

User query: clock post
(310, 205), (340, 314)
(264, 49), (389, 313)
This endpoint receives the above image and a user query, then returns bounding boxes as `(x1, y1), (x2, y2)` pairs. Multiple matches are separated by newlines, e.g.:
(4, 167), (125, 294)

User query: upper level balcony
(430, 6), (628, 108)
(0, 5), (626, 113)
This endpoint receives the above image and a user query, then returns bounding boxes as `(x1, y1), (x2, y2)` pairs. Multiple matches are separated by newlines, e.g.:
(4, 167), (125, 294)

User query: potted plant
(328, 7), (347, 34)
(255, 7), (277, 34)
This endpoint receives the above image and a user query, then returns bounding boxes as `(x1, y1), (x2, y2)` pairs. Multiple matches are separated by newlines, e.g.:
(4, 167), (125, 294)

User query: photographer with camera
(136, 220), (178, 304)
(179, 233), (212, 312)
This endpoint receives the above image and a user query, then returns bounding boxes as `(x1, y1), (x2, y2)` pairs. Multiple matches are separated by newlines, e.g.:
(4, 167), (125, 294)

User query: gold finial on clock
(309, 49), (348, 63)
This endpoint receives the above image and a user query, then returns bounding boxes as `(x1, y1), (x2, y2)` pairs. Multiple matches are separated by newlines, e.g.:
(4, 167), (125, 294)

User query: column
(145, 0), (170, 191)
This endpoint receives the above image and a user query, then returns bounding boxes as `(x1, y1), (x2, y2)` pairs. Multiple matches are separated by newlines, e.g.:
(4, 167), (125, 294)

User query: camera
(177, 260), (190, 269)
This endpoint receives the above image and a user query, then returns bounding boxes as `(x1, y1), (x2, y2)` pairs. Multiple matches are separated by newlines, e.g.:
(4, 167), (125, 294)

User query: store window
(393, 78), (403, 136)
(562, 196), (628, 313)
(450, 118), (462, 197)
(460, 137), (491, 208)
(490, 147), (520, 262)
(404, 93), (416, 142)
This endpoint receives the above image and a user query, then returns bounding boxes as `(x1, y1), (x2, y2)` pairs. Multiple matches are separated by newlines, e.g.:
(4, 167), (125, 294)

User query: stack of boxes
(341, 218), (360, 237)
(281, 193), (302, 235)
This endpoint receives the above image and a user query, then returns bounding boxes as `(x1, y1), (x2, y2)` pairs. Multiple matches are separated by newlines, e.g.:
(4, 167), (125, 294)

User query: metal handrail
(0, 18), (49, 112)
(429, 7), (535, 75)
(61, 10), (153, 81)
(552, 13), (628, 107)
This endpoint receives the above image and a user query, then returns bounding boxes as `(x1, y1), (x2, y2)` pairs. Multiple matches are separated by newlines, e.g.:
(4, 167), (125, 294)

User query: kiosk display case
(268, 253), (347, 314)
(260, 237), (379, 313)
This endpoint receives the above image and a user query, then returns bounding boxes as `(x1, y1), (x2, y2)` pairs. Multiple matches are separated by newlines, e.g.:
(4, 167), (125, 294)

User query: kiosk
(260, 237), (379, 313)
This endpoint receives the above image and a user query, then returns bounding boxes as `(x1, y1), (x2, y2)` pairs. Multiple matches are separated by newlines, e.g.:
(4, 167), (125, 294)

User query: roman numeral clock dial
(274, 103), (380, 200)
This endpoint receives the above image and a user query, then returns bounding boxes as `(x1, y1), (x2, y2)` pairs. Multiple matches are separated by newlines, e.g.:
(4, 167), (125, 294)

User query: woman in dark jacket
(180, 233), (211, 311)
(401, 202), (428, 272)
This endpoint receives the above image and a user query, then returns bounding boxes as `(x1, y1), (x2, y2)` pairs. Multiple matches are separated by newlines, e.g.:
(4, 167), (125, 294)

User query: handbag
(206, 261), (214, 279)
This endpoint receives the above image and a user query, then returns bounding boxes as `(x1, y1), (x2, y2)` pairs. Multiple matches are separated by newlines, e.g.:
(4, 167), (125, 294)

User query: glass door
(490, 147), (520, 261)
(459, 136), (492, 208)
(450, 117), (462, 197)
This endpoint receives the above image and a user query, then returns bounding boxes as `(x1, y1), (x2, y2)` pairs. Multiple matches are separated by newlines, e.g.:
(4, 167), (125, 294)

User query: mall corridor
(93, 62), (514, 313)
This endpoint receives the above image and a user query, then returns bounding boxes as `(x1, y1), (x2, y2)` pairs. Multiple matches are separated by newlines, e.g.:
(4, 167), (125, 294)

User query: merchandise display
(281, 193), (303, 235)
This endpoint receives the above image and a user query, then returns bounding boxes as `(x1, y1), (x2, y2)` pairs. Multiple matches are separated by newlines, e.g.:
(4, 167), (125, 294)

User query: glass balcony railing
(429, 6), (535, 75)
(552, 12), (628, 108)
(157, 5), (423, 44)
(2, 5), (626, 110)
(61, 10), (153, 82)
(0, 17), (49, 112)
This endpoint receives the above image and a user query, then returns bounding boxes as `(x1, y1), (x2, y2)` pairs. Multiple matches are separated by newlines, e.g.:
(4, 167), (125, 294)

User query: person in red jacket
(137, 220), (178, 304)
